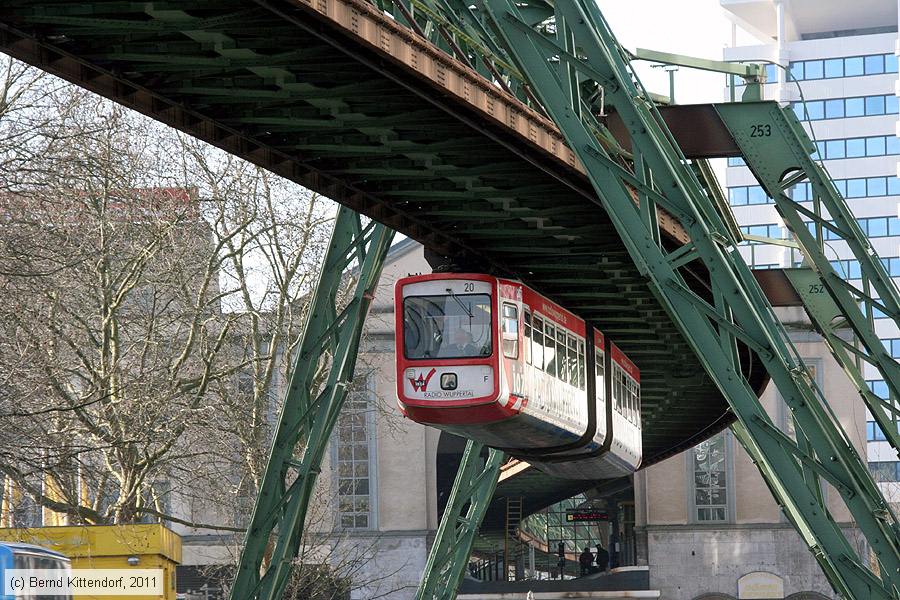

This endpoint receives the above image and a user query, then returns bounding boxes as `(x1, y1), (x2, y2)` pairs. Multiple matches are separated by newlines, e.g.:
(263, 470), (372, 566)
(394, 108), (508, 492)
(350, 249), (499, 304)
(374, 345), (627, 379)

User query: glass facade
(813, 135), (900, 159)
(729, 135), (900, 166)
(729, 177), (900, 206)
(792, 94), (899, 121)
(790, 176), (900, 200)
(788, 53), (898, 80)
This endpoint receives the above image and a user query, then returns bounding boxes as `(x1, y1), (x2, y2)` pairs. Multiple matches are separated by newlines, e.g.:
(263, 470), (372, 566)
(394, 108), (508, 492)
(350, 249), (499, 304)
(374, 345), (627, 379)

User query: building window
(787, 53), (898, 81)
(728, 185), (772, 206)
(335, 379), (376, 530)
(866, 420), (900, 442)
(689, 432), (731, 523)
(869, 461), (900, 482)
(809, 135), (900, 160)
(0, 478), (40, 528)
(792, 94), (898, 122)
(739, 223), (785, 240)
(883, 339), (900, 359)
(867, 380), (889, 398)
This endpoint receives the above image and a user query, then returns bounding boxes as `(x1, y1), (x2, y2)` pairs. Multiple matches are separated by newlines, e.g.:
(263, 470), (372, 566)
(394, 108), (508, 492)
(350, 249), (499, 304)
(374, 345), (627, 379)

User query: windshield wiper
(446, 288), (474, 318)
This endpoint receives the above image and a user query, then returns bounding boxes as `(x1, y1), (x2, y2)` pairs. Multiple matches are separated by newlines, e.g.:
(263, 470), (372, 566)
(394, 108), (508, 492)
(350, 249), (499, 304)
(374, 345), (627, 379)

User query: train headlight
(440, 373), (458, 390)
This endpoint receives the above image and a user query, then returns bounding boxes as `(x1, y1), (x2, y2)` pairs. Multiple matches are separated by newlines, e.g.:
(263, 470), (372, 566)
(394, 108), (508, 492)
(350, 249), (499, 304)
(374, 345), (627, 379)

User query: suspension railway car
(395, 273), (641, 480)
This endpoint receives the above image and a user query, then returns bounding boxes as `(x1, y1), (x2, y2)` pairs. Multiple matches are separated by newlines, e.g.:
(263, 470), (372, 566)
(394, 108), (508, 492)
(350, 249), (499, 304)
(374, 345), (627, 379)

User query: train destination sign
(565, 509), (610, 523)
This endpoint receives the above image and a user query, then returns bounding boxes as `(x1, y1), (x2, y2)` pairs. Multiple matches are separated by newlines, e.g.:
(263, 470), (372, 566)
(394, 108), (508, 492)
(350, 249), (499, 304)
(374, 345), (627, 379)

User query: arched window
(785, 593), (831, 600)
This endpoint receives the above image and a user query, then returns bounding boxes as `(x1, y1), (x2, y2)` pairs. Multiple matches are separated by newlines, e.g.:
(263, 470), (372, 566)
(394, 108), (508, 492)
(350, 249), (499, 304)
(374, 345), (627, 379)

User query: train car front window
(403, 294), (492, 359)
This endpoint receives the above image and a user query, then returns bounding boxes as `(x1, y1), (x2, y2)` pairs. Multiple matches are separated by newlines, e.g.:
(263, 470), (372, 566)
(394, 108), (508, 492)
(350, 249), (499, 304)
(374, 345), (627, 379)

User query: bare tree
(0, 55), (410, 599)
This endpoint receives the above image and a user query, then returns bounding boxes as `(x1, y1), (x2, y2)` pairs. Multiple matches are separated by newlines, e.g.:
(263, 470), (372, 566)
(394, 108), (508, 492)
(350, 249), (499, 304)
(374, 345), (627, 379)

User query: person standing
(595, 543), (610, 572)
(579, 546), (595, 576)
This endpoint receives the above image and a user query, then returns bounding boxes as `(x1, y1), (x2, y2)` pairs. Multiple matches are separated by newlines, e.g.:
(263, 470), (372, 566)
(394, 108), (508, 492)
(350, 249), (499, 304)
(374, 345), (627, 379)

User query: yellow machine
(0, 524), (181, 600)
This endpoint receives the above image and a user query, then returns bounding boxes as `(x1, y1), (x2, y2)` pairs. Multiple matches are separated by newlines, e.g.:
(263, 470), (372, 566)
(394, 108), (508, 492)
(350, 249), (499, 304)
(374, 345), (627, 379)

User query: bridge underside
(0, 0), (766, 523)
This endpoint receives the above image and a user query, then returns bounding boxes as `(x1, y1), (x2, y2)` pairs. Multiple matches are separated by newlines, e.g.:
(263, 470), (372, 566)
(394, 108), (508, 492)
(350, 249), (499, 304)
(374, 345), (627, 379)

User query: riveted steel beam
(716, 101), (900, 458)
(475, 0), (900, 597)
(416, 440), (505, 600)
(230, 207), (394, 600)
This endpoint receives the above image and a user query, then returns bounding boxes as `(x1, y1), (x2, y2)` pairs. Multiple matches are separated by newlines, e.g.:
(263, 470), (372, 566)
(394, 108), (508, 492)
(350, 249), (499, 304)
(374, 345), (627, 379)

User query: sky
(596, 0), (761, 105)
(594, 0), (766, 184)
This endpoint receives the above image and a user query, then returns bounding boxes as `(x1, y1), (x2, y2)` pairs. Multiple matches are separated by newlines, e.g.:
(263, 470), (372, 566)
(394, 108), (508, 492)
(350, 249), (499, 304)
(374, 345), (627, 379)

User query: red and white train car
(395, 273), (641, 480)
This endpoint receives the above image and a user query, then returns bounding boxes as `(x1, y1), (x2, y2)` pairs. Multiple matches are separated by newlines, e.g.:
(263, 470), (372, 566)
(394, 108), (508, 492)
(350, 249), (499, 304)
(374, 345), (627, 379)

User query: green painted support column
(716, 101), (900, 457)
(230, 207), (394, 600)
(417, 440), (505, 600)
(472, 1), (900, 597)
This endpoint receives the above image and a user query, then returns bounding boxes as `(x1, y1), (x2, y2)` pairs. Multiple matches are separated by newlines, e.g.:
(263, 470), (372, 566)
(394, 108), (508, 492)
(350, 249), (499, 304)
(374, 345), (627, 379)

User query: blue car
(0, 543), (71, 600)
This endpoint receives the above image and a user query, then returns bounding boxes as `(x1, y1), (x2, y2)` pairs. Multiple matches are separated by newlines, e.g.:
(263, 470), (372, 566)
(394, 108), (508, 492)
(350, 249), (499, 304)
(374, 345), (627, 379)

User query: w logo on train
(409, 368), (436, 392)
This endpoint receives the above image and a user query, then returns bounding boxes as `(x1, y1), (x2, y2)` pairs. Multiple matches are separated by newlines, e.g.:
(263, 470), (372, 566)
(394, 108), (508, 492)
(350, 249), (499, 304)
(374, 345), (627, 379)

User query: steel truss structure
(417, 441), (505, 600)
(400, 1), (900, 599)
(13, 1), (896, 597)
(714, 101), (900, 456)
(230, 207), (393, 600)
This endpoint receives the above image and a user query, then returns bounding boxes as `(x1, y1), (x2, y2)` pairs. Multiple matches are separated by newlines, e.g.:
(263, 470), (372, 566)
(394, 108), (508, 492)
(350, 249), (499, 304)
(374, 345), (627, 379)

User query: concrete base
(642, 524), (857, 600)
(457, 593), (660, 599)
(337, 530), (431, 600)
(457, 566), (655, 599)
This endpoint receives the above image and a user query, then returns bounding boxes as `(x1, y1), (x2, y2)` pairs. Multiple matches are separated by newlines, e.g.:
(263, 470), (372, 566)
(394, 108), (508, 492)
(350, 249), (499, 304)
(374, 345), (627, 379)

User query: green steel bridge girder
(416, 441), (505, 600)
(713, 101), (900, 458)
(469, 0), (900, 598)
(230, 207), (394, 600)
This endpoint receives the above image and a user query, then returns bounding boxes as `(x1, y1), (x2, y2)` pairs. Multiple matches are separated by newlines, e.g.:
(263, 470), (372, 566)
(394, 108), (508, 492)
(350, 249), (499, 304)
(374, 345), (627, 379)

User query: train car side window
(632, 378), (641, 425)
(532, 316), (544, 370)
(614, 369), (624, 415)
(622, 373), (630, 422)
(578, 341), (584, 389)
(626, 376), (634, 423)
(524, 311), (532, 365)
(628, 379), (635, 424)
(577, 340), (586, 390)
(567, 334), (579, 389)
(596, 348), (605, 400)
(557, 329), (569, 384)
(634, 381), (641, 428)
(628, 379), (641, 425)
(613, 369), (619, 414)
(633, 380), (639, 423)
(544, 323), (557, 377)
(501, 303), (519, 358)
